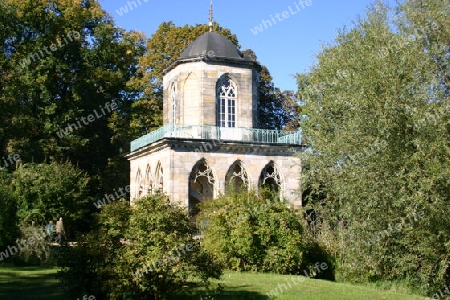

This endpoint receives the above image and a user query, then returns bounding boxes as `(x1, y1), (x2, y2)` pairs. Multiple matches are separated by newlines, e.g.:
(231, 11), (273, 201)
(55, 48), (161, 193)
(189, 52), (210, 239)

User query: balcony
(130, 124), (302, 152)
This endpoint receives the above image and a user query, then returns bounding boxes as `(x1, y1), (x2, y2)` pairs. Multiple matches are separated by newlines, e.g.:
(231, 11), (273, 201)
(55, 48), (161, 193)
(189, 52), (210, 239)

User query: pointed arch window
(136, 168), (144, 199)
(259, 161), (283, 199)
(188, 159), (215, 217)
(217, 76), (236, 128)
(171, 82), (177, 125)
(155, 162), (163, 192)
(225, 160), (249, 193)
(144, 165), (153, 196)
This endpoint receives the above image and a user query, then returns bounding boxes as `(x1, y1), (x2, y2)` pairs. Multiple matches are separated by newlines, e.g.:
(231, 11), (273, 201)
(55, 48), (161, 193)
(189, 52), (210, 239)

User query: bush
(57, 198), (130, 299)
(198, 190), (305, 274)
(119, 193), (222, 299)
(16, 223), (51, 265)
(300, 228), (336, 281)
(57, 194), (222, 300)
(0, 170), (19, 249)
(11, 161), (90, 236)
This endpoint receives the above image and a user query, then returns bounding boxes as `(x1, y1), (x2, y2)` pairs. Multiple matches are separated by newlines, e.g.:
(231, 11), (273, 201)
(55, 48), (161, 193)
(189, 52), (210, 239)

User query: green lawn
(0, 266), (430, 300)
(0, 266), (65, 300)
(177, 271), (430, 300)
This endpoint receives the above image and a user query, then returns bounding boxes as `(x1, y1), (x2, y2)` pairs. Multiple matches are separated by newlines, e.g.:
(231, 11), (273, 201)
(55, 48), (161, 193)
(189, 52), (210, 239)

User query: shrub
(10, 161), (90, 236)
(119, 193), (222, 299)
(198, 190), (305, 274)
(57, 194), (222, 299)
(16, 223), (51, 265)
(0, 170), (19, 249)
(57, 199), (130, 298)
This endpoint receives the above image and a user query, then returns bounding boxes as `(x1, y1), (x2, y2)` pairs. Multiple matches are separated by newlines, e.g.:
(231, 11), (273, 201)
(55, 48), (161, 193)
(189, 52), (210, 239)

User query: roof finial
(208, 0), (213, 32)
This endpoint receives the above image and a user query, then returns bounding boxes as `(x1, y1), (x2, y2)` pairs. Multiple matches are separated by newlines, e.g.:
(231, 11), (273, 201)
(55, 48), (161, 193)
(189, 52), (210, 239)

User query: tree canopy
(298, 0), (449, 293)
(1, 0), (146, 195)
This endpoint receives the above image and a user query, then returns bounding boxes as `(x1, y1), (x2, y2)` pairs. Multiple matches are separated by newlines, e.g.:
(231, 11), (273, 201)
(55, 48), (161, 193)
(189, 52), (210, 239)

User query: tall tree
(0, 0), (146, 194)
(397, 0), (449, 95)
(281, 90), (302, 131)
(298, 1), (449, 294)
(242, 49), (294, 130)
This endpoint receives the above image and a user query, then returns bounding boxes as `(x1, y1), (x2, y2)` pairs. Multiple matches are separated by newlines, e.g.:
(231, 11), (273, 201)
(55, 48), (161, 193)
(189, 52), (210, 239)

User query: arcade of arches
(132, 156), (291, 216)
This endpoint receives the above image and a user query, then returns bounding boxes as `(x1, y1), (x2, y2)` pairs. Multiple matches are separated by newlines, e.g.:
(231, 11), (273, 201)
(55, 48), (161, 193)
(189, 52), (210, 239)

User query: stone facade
(128, 138), (302, 209)
(163, 61), (259, 128)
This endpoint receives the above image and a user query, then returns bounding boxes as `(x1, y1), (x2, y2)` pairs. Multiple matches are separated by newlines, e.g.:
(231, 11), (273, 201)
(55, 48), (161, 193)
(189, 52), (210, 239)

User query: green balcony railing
(130, 124), (302, 152)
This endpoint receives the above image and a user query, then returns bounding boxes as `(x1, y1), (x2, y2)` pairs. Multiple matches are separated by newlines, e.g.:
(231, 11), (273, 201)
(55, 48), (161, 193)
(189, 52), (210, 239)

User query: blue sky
(99, 0), (380, 91)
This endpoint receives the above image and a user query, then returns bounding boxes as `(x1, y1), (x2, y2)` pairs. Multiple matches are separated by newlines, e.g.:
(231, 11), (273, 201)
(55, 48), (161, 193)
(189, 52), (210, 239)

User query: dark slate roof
(180, 32), (244, 60)
(163, 31), (260, 74)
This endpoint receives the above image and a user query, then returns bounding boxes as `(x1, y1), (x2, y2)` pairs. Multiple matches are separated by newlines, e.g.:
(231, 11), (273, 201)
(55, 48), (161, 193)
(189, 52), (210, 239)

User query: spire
(208, 0), (213, 32)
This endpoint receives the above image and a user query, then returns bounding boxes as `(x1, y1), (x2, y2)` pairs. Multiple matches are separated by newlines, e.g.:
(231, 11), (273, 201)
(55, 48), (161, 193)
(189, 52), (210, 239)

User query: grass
(0, 266), (430, 300)
(178, 271), (430, 300)
(0, 265), (65, 300)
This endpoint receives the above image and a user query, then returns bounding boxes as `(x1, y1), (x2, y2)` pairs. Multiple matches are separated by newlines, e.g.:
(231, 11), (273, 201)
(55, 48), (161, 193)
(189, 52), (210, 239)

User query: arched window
(188, 159), (215, 217)
(171, 82), (177, 125)
(225, 160), (249, 193)
(136, 168), (144, 199)
(155, 162), (163, 192)
(217, 75), (236, 128)
(144, 164), (153, 196)
(259, 161), (282, 199)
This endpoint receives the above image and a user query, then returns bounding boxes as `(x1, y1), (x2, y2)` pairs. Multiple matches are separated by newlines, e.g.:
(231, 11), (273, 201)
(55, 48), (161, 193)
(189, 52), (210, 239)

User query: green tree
(198, 191), (305, 274)
(242, 49), (295, 130)
(0, 1), (20, 149)
(281, 90), (303, 131)
(1, 0), (146, 195)
(11, 161), (90, 234)
(298, 1), (449, 294)
(257, 69), (292, 130)
(16, 224), (49, 264)
(397, 0), (449, 95)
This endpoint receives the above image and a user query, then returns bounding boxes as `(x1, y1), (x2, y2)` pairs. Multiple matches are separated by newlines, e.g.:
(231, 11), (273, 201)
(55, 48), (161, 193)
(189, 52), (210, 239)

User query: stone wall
(163, 61), (258, 128)
(128, 139), (302, 209)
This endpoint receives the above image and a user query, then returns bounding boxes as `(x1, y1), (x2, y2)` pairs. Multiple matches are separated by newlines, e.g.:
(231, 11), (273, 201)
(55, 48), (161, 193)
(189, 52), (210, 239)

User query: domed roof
(180, 31), (244, 60)
(163, 31), (260, 74)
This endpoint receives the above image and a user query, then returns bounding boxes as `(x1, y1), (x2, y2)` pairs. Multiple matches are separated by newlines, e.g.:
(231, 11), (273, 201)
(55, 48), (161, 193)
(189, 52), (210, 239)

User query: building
(127, 16), (303, 214)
